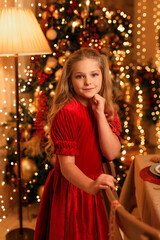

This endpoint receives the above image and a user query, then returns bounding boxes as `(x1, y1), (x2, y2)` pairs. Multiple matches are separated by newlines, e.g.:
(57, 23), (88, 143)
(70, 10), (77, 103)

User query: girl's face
(71, 58), (102, 106)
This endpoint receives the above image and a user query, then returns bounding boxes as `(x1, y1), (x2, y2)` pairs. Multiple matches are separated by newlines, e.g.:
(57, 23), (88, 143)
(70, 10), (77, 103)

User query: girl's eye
(75, 75), (84, 79)
(92, 73), (98, 77)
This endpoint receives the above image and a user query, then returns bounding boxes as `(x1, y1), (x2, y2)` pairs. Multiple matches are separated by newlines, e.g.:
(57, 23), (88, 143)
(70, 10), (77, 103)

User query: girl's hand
(89, 173), (116, 195)
(90, 94), (105, 118)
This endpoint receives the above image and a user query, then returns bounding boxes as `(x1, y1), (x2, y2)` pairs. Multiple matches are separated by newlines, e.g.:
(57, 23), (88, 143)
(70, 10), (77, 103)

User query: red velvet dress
(34, 99), (120, 240)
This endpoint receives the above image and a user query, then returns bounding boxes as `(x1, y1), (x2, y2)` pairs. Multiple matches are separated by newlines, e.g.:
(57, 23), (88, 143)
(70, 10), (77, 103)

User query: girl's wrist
(95, 111), (106, 121)
(85, 179), (97, 195)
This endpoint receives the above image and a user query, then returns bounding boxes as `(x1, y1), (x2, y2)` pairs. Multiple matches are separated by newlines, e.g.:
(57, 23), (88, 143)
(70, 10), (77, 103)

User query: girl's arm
(90, 94), (121, 160)
(58, 155), (116, 195)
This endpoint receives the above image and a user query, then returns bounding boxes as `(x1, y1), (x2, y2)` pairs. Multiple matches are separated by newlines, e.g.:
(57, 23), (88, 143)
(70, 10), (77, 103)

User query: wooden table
(120, 154), (160, 230)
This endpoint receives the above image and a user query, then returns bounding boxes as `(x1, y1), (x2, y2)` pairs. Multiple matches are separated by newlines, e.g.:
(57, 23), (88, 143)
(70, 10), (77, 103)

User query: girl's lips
(83, 88), (94, 91)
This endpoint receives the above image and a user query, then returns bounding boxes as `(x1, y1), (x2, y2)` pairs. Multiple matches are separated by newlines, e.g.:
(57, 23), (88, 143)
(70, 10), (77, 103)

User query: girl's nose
(84, 76), (91, 85)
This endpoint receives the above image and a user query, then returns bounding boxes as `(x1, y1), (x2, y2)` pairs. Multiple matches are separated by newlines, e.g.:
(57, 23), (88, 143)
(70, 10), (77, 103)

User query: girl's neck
(74, 96), (91, 108)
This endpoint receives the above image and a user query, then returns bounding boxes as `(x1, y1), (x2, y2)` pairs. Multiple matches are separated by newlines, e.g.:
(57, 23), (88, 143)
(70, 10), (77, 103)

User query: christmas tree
(5, 0), (160, 204)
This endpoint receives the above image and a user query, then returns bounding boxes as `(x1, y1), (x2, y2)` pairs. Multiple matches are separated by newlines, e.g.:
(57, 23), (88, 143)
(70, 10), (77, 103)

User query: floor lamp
(0, 8), (51, 240)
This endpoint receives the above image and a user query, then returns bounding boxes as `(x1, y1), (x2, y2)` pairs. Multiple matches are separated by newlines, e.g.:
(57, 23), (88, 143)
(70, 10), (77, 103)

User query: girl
(34, 48), (121, 240)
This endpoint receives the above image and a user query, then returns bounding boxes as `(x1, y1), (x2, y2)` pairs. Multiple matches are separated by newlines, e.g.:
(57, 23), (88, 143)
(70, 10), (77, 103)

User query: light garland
(135, 70), (147, 154)
(136, 0), (147, 64)
(156, 120), (160, 150)
(119, 66), (135, 163)
(153, 0), (160, 72)
(118, 62), (160, 160)
(0, 59), (16, 225)
(4, 0), (7, 8)
(134, 0), (160, 154)
(150, 65), (160, 150)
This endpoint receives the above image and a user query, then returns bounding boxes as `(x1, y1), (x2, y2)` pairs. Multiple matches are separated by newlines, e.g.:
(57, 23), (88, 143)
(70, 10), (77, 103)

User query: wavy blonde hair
(46, 47), (115, 158)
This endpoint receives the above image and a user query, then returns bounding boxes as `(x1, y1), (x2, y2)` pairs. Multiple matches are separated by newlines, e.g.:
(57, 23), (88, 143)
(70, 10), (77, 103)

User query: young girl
(34, 48), (121, 240)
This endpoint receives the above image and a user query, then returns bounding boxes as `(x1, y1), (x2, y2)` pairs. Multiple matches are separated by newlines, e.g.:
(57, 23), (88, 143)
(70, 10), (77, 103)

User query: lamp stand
(6, 56), (34, 240)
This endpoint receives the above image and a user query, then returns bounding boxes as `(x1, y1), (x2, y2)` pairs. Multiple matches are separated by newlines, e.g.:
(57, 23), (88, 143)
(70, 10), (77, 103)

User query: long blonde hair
(46, 47), (115, 158)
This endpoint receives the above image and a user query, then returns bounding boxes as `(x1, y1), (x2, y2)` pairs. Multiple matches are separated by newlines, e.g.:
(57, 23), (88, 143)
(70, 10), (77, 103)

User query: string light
(156, 121), (160, 149)
(136, 0), (147, 64)
(150, 65), (160, 150)
(119, 66), (135, 163)
(135, 73), (147, 154)
(153, 0), (160, 72)
(134, 0), (160, 156)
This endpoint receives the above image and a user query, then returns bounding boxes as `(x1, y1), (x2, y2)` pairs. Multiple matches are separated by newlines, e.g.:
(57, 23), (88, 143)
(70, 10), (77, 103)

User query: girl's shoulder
(63, 98), (79, 111)
(51, 99), (82, 134)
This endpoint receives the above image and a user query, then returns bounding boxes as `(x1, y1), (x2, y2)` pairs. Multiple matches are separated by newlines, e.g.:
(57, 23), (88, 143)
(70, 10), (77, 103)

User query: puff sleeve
(108, 113), (121, 140)
(51, 108), (79, 156)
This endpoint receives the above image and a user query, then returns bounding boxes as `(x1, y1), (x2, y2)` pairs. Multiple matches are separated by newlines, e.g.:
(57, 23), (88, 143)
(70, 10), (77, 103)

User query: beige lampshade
(0, 7), (52, 56)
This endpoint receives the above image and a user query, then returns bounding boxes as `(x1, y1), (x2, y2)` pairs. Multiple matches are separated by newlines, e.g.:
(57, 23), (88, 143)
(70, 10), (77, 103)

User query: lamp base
(6, 228), (34, 240)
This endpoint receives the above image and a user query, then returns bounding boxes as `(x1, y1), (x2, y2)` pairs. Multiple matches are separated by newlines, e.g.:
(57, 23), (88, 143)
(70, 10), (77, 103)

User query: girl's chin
(76, 92), (98, 102)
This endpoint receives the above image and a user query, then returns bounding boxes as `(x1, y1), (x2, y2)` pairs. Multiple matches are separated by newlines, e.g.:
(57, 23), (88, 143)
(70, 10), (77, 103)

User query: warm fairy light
(86, 0), (90, 5)
(119, 66), (135, 164)
(0, 63), (16, 224)
(136, 0), (147, 64)
(117, 24), (125, 32)
(153, 0), (160, 72)
(4, 0), (7, 7)
(135, 74), (147, 154)
(45, 164), (49, 170)
(86, 0), (90, 11)
(122, 150), (126, 155)
(157, 122), (160, 149)
(72, 21), (79, 33)
(150, 64), (160, 149)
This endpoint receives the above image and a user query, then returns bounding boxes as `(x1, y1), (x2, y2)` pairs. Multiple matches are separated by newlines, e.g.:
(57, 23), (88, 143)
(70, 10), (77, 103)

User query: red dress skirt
(34, 99), (120, 240)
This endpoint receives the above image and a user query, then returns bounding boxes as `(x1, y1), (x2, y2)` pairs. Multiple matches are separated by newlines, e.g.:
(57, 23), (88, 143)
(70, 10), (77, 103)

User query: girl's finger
(90, 98), (98, 107)
(99, 185), (109, 189)
(93, 99), (98, 105)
